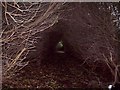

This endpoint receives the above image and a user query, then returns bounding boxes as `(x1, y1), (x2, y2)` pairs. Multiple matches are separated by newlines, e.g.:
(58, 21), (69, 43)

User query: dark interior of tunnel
(40, 41), (66, 65)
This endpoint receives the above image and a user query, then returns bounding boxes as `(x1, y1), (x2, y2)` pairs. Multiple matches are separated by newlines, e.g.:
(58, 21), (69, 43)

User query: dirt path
(3, 52), (112, 88)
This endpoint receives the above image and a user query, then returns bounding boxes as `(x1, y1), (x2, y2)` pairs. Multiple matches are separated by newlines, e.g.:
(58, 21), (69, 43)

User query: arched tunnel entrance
(2, 2), (119, 88)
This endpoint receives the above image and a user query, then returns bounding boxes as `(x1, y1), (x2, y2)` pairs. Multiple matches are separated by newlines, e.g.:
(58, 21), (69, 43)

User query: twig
(5, 48), (26, 73)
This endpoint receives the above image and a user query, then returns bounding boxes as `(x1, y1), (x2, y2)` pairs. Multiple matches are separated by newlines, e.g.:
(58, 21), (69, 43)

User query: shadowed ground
(3, 51), (113, 88)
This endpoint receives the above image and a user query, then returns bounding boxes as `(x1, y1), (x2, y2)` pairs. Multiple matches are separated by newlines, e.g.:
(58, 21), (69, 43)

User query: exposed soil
(3, 52), (113, 89)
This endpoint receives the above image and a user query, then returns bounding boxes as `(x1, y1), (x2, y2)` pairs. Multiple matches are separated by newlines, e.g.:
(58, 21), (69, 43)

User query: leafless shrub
(61, 2), (120, 83)
(1, 1), (63, 77)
